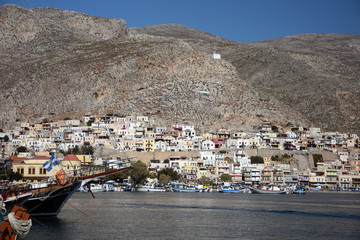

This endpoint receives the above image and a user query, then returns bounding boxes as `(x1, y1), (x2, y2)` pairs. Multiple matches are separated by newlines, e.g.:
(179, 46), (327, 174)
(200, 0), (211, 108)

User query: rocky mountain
(0, 4), (359, 134)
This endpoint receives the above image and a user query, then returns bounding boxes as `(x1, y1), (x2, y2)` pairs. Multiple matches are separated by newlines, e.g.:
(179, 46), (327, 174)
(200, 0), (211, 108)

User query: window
(40, 168), (47, 175)
(17, 168), (24, 175)
(28, 167), (35, 175)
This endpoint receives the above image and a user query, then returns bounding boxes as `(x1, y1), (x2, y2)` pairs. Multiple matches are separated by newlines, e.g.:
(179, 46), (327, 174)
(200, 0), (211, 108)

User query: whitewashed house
(200, 152), (216, 167)
(202, 140), (215, 150)
(233, 150), (251, 169)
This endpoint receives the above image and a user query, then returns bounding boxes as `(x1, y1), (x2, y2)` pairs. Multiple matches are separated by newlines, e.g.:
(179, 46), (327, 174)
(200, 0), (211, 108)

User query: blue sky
(1, 0), (359, 42)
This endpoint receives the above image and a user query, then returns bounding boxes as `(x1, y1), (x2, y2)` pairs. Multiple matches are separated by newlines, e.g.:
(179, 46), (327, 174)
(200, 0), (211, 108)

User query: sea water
(26, 191), (360, 240)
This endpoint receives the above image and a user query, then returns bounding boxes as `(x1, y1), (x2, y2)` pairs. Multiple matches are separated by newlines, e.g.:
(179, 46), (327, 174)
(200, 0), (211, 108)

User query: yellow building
(12, 155), (55, 179)
(309, 174), (326, 184)
(143, 138), (155, 152)
(11, 154), (81, 179)
(202, 133), (216, 141)
(196, 168), (211, 179)
(76, 155), (92, 165)
(183, 140), (193, 152)
(325, 169), (338, 188)
(181, 159), (198, 180)
(61, 154), (81, 176)
(183, 165), (198, 180)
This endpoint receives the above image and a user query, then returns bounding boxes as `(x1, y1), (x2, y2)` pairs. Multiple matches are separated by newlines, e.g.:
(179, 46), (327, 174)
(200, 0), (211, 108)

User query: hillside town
(0, 114), (359, 190)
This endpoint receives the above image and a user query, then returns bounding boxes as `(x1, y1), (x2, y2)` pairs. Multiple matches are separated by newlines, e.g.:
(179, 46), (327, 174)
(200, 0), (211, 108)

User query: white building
(200, 152), (216, 167)
(155, 141), (168, 152)
(136, 116), (149, 122)
(286, 131), (297, 139)
(202, 140), (215, 150)
(213, 52), (221, 59)
(233, 150), (251, 169)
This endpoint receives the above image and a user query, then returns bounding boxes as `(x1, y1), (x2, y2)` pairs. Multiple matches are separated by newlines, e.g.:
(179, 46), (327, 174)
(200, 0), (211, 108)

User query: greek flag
(43, 155), (59, 172)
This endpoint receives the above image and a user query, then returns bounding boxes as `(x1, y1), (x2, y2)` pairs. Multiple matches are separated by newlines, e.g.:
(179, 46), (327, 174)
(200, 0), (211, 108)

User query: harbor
(0, 1), (359, 239)
(26, 191), (360, 240)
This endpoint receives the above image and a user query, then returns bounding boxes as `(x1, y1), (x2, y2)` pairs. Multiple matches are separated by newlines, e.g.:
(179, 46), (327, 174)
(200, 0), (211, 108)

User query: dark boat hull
(1, 193), (32, 220)
(23, 181), (81, 217)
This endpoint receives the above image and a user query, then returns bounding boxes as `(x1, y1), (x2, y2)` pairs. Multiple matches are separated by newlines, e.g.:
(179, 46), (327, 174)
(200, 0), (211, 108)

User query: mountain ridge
(0, 4), (359, 134)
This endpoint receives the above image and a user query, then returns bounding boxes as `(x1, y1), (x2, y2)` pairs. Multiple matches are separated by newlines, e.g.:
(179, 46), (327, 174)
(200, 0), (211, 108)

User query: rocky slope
(0, 4), (359, 134)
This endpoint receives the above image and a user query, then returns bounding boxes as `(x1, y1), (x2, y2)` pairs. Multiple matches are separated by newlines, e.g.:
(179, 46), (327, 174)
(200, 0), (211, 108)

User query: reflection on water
(27, 192), (360, 240)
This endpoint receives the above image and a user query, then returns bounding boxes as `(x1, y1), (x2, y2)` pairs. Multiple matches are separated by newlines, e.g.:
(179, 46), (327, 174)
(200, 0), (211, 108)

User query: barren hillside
(1, 5), (359, 134)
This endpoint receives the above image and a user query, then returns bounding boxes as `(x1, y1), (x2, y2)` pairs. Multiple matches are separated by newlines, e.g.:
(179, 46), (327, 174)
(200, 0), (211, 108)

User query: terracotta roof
(63, 154), (80, 161)
(6, 155), (28, 160)
(12, 159), (25, 164)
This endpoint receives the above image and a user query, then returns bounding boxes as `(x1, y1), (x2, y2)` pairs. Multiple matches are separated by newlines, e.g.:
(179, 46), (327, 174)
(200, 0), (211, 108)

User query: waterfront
(26, 191), (360, 240)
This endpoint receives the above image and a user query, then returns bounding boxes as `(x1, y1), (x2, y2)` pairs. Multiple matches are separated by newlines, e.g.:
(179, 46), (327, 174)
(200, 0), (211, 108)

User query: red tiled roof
(6, 155), (28, 160)
(63, 154), (80, 161)
(12, 159), (25, 164)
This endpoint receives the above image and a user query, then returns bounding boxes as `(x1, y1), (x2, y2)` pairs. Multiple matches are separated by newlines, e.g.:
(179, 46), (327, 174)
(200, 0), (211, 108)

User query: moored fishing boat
(88, 183), (106, 192)
(135, 183), (166, 192)
(218, 186), (249, 193)
(249, 185), (288, 194)
(172, 184), (200, 193)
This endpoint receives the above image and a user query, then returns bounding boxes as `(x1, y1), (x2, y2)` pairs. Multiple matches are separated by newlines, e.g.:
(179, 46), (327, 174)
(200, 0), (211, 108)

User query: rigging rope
(0, 195), (6, 215)
(8, 212), (32, 238)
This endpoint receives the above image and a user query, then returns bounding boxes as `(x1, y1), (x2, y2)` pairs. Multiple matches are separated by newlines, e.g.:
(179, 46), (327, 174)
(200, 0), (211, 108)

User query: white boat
(135, 183), (166, 192)
(89, 183), (106, 192)
(249, 185), (288, 194)
(218, 186), (250, 193)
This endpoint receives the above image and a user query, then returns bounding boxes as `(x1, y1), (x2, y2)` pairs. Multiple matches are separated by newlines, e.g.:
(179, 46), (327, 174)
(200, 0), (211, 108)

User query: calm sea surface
(26, 191), (360, 240)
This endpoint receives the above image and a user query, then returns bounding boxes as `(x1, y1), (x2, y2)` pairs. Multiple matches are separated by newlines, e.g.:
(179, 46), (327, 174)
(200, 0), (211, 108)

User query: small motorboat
(249, 185), (288, 194)
(172, 184), (200, 193)
(218, 186), (249, 193)
(135, 183), (166, 192)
